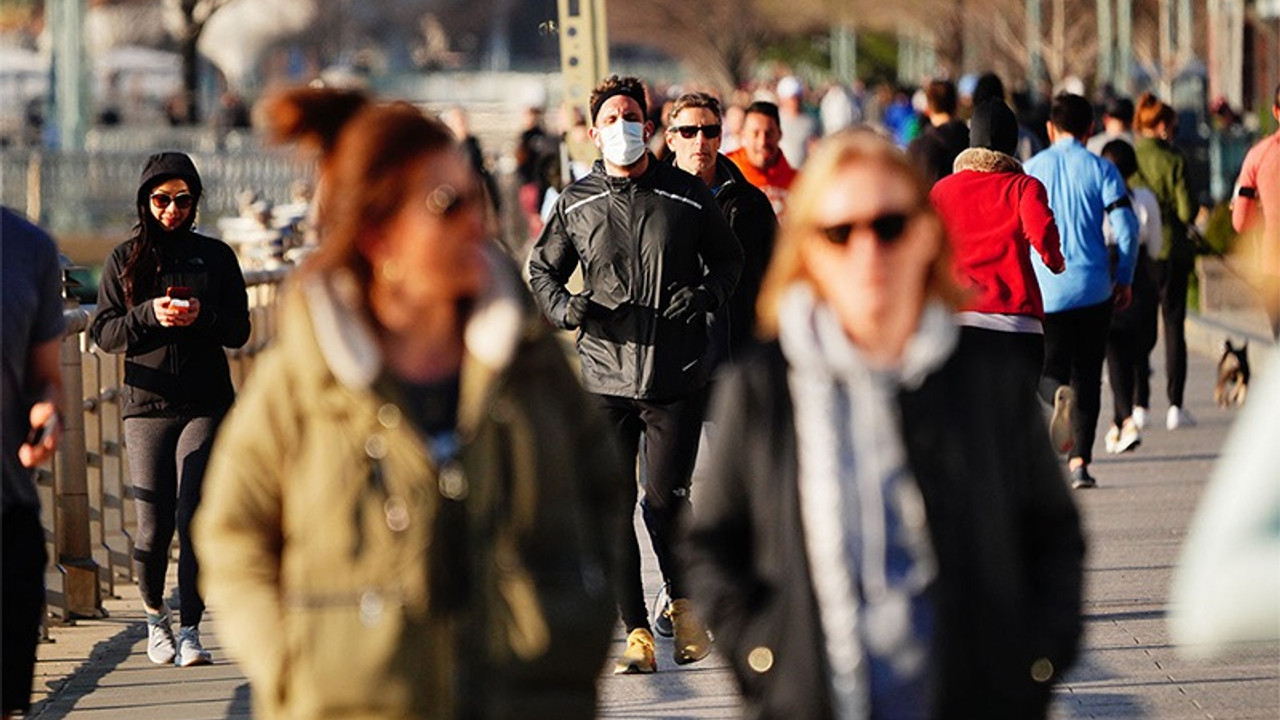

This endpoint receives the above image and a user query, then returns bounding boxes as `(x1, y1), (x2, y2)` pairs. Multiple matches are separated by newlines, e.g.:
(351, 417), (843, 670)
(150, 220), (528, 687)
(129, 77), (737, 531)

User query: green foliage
(756, 29), (898, 87)
(856, 31), (898, 86)
(1201, 200), (1239, 257)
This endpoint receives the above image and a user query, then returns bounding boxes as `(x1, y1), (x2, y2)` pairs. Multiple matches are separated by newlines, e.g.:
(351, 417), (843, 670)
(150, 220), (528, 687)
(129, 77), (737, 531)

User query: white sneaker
(1104, 425), (1120, 454)
(1166, 406), (1196, 430)
(1115, 418), (1141, 453)
(1049, 386), (1075, 454)
(175, 626), (212, 667)
(146, 610), (176, 665)
(1132, 406), (1148, 429)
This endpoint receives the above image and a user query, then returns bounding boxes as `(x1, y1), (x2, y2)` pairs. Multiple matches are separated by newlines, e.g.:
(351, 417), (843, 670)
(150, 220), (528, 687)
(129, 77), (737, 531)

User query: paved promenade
(25, 334), (1279, 719)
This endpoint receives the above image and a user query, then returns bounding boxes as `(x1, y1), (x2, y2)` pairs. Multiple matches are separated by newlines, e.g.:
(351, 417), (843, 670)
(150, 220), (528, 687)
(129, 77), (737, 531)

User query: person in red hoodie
(931, 99), (1067, 432)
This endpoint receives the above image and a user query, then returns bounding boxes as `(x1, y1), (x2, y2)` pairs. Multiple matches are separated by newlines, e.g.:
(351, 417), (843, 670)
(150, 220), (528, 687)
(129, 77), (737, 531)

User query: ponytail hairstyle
(1134, 92), (1176, 136)
(258, 87), (457, 290)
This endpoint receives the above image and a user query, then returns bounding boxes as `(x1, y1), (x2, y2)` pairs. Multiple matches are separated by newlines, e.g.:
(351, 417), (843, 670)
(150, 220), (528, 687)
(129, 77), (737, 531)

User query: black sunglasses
(669, 124), (722, 139)
(819, 212), (914, 246)
(150, 192), (194, 210)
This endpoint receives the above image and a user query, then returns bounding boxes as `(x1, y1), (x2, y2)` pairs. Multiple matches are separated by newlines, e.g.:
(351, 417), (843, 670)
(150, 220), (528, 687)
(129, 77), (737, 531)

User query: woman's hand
(153, 296), (201, 327)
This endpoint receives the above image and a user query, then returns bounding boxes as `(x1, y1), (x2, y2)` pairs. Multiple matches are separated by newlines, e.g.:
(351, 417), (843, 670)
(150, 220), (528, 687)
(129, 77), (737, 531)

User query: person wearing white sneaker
(90, 152), (250, 673)
(1104, 417), (1142, 454)
(175, 625), (212, 667)
(146, 607), (177, 665)
(1167, 405), (1196, 430)
(1026, 94), (1141, 490)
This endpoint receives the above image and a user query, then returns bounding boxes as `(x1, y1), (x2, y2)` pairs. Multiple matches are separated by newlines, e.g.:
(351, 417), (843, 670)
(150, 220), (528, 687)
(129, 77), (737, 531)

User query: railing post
(53, 308), (103, 619)
(97, 351), (133, 585)
(81, 338), (114, 600)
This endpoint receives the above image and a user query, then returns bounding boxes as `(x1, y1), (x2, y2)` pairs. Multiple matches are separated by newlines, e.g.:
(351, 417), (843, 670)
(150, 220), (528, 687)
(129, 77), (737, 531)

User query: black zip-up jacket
(91, 232), (250, 418)
(527, 156), (743, 400)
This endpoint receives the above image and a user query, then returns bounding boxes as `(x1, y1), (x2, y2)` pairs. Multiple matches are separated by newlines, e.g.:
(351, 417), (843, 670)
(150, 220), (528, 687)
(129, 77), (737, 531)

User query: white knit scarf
(778, 284), (956, 720)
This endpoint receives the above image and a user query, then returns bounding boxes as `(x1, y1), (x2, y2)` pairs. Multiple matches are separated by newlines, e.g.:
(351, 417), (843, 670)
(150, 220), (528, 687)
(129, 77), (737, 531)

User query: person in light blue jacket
(1025, 93), (1140, 490)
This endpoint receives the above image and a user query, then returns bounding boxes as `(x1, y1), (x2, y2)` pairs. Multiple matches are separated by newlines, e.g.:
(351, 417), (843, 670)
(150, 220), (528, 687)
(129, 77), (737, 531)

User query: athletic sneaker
(146, 609), (177, 665)
(1070, 465), (1097, 489)
(1166, 406), (1196, 430)
(175, 625), (212, 667)
(614, 628), (657, 674)
(1049, 385), (1075, 454)
(651, 583), (673, 638)
(1114, 418), (1141, 453)
(1131, 406), (1148, 429)
(1104, 424), (1120, 454)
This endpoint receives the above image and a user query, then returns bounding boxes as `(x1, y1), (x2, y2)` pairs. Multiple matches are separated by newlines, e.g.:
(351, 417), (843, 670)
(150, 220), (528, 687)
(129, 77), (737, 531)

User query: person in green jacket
(1133, 92), (1196, 432)
(194, 87), (628, 720)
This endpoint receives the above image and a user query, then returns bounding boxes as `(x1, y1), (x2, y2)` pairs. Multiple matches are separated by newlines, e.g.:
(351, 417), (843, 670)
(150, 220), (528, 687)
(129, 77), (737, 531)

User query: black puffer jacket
(91, 152), (250, 418)
(527, 156), (743, 400)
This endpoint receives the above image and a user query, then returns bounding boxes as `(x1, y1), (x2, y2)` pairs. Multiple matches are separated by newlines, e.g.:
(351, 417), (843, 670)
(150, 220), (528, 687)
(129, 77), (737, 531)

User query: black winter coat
(908, 119), (971, 187)
(527, 156), (743, 400)
(91, 232), (250, 418)
(683, 341), (1085, 720)
(707, 156), (777, 363)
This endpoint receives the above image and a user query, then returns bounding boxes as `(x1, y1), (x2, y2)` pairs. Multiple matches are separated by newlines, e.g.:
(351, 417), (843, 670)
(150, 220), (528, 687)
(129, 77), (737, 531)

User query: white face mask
(597, 120), (647, 166)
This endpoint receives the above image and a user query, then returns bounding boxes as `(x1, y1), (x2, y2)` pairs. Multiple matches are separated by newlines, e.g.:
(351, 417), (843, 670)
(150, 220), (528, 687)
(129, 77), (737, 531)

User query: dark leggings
(596, 391), (706, 633)
(125, 413), (220, 627)
(1040, 300), (1112, 465)
(1109, 255), (1159, 423)
(957, 326), (1045, 401)
(1151, 258), (1191, 408)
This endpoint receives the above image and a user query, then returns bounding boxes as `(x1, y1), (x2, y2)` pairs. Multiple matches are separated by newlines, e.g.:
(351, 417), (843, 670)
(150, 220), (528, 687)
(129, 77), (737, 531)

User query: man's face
(589, 95), (648, 140)
(741, 111), (782, 170)
(665, 107), (722, 181)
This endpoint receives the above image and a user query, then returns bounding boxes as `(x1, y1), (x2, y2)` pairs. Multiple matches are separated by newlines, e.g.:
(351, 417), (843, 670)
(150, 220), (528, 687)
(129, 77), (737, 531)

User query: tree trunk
(181, 30), (200, 124)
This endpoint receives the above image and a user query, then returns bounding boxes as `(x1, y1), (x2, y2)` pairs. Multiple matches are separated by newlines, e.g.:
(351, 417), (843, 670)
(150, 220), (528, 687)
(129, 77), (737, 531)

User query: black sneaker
(651, 583), (673, 638)
(1070, 465), (1097, 489)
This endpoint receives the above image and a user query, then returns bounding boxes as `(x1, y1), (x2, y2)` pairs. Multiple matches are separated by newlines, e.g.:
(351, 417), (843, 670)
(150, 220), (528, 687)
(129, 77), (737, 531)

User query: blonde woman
(682, 130), (1085, 719)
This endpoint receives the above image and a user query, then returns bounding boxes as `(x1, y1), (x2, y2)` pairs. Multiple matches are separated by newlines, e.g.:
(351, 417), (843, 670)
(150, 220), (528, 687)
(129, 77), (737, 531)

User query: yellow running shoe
(614, 628), (657, 674)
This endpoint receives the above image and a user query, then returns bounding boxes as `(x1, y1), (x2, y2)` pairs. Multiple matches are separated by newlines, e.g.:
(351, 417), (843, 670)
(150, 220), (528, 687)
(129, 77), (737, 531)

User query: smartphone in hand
(26, 415), (58, 446)
(167, 285), (192, 310)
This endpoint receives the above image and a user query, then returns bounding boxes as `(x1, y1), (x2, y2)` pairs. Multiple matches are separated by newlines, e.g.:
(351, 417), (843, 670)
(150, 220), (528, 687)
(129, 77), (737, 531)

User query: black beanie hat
(969, 99), (1019, 157)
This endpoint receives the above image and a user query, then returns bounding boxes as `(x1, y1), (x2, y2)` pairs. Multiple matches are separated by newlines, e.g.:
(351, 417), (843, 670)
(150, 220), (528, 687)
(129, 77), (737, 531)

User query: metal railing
(36, 268), (289, 622)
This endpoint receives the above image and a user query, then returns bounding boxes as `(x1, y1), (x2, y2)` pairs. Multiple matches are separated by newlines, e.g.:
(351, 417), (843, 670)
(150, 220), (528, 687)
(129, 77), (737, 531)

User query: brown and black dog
(1214, 340), (1250, 407)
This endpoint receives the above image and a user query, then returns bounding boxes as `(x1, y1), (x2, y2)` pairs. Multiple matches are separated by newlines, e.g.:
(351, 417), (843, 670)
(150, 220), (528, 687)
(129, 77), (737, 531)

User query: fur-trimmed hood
(953, 147), (1023, 175)
(303, 244), (535, 391)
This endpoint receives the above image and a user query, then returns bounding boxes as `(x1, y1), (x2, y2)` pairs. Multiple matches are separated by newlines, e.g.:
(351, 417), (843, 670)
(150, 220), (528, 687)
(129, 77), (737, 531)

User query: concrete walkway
(24, 337), (1279, 719)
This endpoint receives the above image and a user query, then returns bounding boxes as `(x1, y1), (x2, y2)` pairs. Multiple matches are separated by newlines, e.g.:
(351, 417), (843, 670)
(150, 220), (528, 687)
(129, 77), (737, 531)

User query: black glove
(663, 285), (712, 324)
(564, 292), (595, 329)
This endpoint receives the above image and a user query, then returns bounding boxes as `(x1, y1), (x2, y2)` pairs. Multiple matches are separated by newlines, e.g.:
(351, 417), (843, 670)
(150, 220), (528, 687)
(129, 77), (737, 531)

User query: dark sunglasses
(150, 192), (194, 210)
(669, 124), (722, 139)
(819, 212), (914, 246)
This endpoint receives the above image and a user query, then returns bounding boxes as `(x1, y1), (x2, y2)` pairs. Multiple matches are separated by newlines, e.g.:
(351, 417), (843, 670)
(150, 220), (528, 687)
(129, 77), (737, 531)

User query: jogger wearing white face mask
(528, 75), (745, 676)
(599, 119), (648, 167)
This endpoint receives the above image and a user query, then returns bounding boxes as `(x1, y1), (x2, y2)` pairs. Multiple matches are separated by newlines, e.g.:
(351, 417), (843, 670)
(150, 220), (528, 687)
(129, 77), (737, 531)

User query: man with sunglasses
(527, 75), (742, 676)
(726, 100), (798, 216)
(665, 92), (778, 367)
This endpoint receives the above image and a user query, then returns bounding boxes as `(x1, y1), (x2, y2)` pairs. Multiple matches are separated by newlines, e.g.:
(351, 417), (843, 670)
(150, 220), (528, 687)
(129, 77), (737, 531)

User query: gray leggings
(124, 414), (220, 627)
